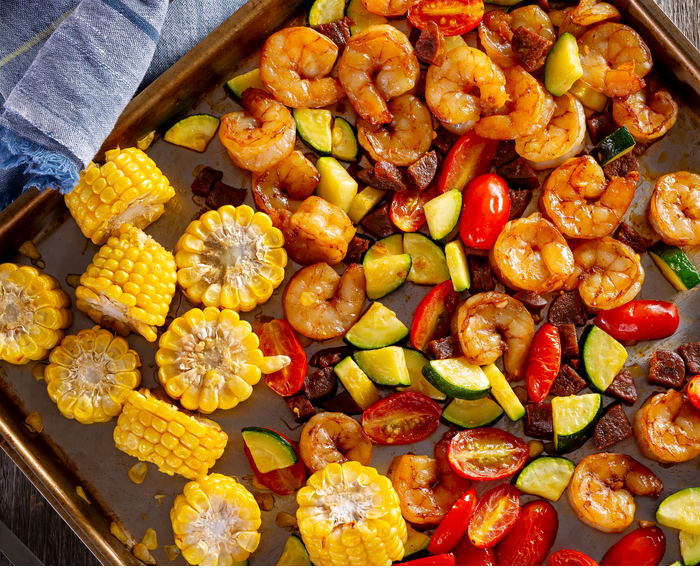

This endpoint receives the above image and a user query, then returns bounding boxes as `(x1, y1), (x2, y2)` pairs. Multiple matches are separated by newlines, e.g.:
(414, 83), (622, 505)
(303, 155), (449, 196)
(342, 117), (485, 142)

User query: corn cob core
(0, 263), (72, 365)
(75, 224), (176, 342)
(45, 327), (141, 424)
(296, 461), (407, 566)
(175, 205), (287, 312)
(114, 388), (227, 479)
(65, 147), (175, 245)
(171, 473), (261, 565)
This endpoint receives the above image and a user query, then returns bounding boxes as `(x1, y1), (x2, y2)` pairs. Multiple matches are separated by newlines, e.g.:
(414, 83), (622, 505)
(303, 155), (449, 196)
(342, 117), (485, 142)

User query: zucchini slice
(309, 0), (345, 27)
(403, 233), (450, 285)
(345, 302), (409, 349)
(353, 346), (411, 386)
(364, 253), (412, 300)
(444, 35), (467, 52)
(649, 241), (700, 291)
(225, 68), (265, 101)
(552, 393), (602, 454)
(402, 524), (431, 561)
(334, 356), (382, 410)
(423, 357), (491, 400)
(331, 117), (360, 162)
(349, 187), (387, 224)
(591, 126), (636, 166)
(315, 156), (358, 213)
(397, 348), (447, 401)
(482, 363), (525, 421)
(277, 535), (312, 566)
(240, 427), (298, 473)
(581, 325), (628, 392)
(657, 488), (700, 534)
(364, 234), (404, 263)
(544, 33), (583, 97)
(445, 240), (470, 292)
(514, 456), (575, 501)
(681, 531), (700, 567)
(569, 79), (608, 112)
(163, 114), (220, 152)
(442, 397), (504, 429)
(346, 0), (387, 34)
(294, 109), (333, 155)
(424, 189), (462, 241)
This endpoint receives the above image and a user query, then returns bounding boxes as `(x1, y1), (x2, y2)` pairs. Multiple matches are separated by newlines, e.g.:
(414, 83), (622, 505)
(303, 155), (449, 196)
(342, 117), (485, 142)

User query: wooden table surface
(0, 0), (698, 565)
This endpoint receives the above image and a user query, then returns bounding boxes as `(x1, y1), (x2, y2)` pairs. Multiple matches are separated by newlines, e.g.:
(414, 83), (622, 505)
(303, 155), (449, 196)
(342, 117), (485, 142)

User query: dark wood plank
(654, 0), (700, 49)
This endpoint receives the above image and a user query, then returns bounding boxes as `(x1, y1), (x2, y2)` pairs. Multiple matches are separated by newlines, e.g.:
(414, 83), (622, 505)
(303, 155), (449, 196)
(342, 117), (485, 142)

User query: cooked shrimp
(541, 155), (638, 239)
(490, 213), (575, 294)
(564, 237), (644, 311)
(357, 94), (433, 166)
(283, 262), (365, 340)
(578, 23), (653, 97)
(252, 151), (319, 215)
(339, 25), (420, 125)
(425, 46), (508, 135)
(259, 27), (344, 109)
(456, 292), (534, 379)
(299, 412), (372, 472)
(613, 81), (679, 143)
(634, 390), (700, 464)
(570, 0), (621, 26)
(567, 453), (663, 533)
(550, 7), (588, 39)
(361, 0), (418, 17)
(515, 93), (586, 170)
(648, 172), (700, 246)
(219, 88), (296, 172)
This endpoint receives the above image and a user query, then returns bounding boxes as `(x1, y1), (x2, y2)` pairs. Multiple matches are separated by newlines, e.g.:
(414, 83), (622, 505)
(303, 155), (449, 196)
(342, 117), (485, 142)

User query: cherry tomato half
(526, 324), (562, 403)
(495, 501), (558, 566)
(429, 487), (478, 554)
(448, 427), (529, 480)
(243, 435), (306, 495)
(410, 280), (459, 352)
(390, 184), (440, 232)
(688, 375), (700, 411)
(548, 550), (599, 566)
(438, 131), (498, 193)
(594, 300), (680, 342)
(452, 534), (496, 566)
(362, 392), (442, 445)
(600, 527), (666, 566)
(468, 484), (521, 549)
(459, 174), (510, 250)
(259, 319), (307, 397)
(408, 0), (484, 36)
(397, 552), (456, 566)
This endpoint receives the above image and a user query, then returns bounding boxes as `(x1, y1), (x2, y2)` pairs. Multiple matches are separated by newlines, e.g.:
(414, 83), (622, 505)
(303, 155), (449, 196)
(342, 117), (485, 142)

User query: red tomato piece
(452, 534), (496, 566)
(428, 487), (478, 554)
(243, 436), (306, 496)
(438, 131), (498, 193)
(458, 174), (510, 250)
(390, 184), (440, 232)
(258, 319), (307, 397)
(410, 280), (459, 352)
(468, 484), (521, 549)
(361, 392), (442, 445)
(448, 427), (529, 480)
(549, 550), (599, 566)
(495, 501), (558, 566)
(397, 553), (456, 566)
(408, 0), (484, 36)
(526, 324), (562, 403)
(600, 527), (666, 566)
(688, 375), (700, 411)
(594, 300), (680, 342)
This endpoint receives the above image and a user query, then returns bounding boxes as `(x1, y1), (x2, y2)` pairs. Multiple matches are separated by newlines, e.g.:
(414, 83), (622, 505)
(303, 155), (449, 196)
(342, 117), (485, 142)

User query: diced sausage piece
(205, 181), (247, 209)
(317, 17), (353, 51)
(549, 291), (587, 326)
(537, 0), (551, 11)
(361, 162), (410, 193)
(524, 402), (553, 440)
(320, 390), (363, 415)
(357, 167), (376, 186)
(285, 392), (316, 423)
(569, 358), (581, 369)
(192, 166), (223, 196)
(415, 21), (446, 66)
(468, 255), (495, 292)
(346, 161), (364, 184)
(428, 335), (463, 360)
(303, 366), (338, 404)
(409, 23), (422, 47)
(345, 234), (373, 264)
(512, 26), (552, 71)
(508, 188), (533, 220)
(594, 404), (634, 450)
(648, 349), (687, 389)
(549, 364), (587, 397)
(308, 346), (355, 368)
(587, 113), (615, 145)
(632, 142), (652, 156)
(360, 193), (398, 238)
(407, 150), (440, 191)
(433, 126), (459, 157)
(497, 158), (539, 189)
(494, 139), (518, 168)
(603, 155), (640, 180)
(604, 369), (637, 406)
(678, 342), (700, 375)
(513, 291), (547, 316)
(464, 31), (478, 48)
(558, 324), (579, 360)
(614, 222), (654, 254)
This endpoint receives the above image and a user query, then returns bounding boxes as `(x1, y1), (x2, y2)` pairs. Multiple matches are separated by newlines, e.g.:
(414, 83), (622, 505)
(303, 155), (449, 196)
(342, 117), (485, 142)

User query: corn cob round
(44, 327), (141, 424)
(175, 205), (287, 312)
(114, 388), (227, 479)
(75, 224), (176, 343)
(171, 473), (261, 565)
(0, 263), (72, 365)
(65, 147), (175, 245)
(296, 461), (407, 566)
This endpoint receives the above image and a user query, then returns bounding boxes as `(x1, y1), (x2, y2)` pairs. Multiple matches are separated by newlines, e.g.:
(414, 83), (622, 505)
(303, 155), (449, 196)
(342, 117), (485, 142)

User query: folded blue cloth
(0, 0), (248, 209)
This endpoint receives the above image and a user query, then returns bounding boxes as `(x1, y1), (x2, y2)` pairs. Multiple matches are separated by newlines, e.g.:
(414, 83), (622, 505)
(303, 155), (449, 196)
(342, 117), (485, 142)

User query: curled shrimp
(612, 81), (679, 143)
(648, 172), (700, 246)
(283, 262), (366, 340)
(361, 0), (418, 17)
(219, 88), (296, 172)
(456, 292), (534, 379)
(541, 155), (638, 239)
(259, 27), (344, 109)
(299, 412), (373, 472)
(564, 237), (644, 312)
(252, 151), (319, 215)
(425, 46), (508, 135)
(570, 0), (621, 26)
(357, 94), (433, 166)
(339, 25), (420, 125)
(490, 213), (575, 294)
(634, 390), (700, 464)
(567, 453), (663, 533)
(578, 23), (652, 97)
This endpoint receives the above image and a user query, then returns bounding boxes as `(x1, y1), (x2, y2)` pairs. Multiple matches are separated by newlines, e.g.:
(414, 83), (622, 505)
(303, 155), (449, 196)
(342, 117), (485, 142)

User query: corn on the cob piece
(114, 388), (227, 479)
(175, 205), (286, 311)
(45, 327), (141, 424)
(296, 461), (407, 566)
(65, 147), (175, 245)
(171, 473), (261, 565)
(75, 224), (176, 342)
(0, 263), (72, 365)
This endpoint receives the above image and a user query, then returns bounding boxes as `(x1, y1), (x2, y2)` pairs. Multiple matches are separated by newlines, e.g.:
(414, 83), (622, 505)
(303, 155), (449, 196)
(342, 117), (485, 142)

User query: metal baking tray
(1, 0), (700, 564)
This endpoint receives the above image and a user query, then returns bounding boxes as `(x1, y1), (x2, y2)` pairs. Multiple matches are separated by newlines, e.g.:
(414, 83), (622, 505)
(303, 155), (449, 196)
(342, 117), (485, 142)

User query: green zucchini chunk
(424, 189), (462, 241)
(353, 346), (411, 386)
(309, 0), (345, 27)
(240, 427), (297, 473)
(482, 363), (525, 421)
(331, 117), (360, 162)
(581, 325), (628, 392)
(442, 396), (504, 429)
(163, 114), (220, 152)
(515, 456), (575, 501)
(591, 126), (636, 166)
(346, 0), (387, 34)
(445, 240), (470, 292)
(225, 68), (265, 101)
(423, 357), (491, 400)
(544, 33), (583, 97)
(364, 234), (404, 263)
(403, 233), (450, 285)
(334, 356), (381, 410)
(277, 535), (312, 566)
(294, 108), (333, 155)
(364, 253), (412, 300)
(345, 302), (409, 349)
(397, 348), (447, 401)
(680, 531), (700, 567)
(649, 241), (700, 291)
(315, 156), (358, 213)
(552, 393), (602, 454)
(657, 487), (700, 534)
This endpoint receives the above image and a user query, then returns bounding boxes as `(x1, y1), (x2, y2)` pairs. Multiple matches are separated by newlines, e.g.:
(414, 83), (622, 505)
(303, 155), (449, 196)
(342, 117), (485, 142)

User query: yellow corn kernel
(114, 389), (227, 479)
(164, 545), (180, 561)
(170, 473), (261, 566)
(133, 543), (156, 565)
(75, 224), (176, 342)
(276, 512), (298, 529)
(128, 462), (148, 484)
(24, 412), (43, 433)
(76, 486), (91, 504)
(65, 147), (175, 245)
(174, 205), (286, 312)
(110, 522), (130, 546)
(32, 363), (46, 381)
(142, 528), (158, 551)
(296, 462), (406, 566)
